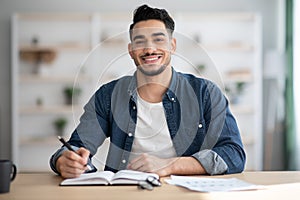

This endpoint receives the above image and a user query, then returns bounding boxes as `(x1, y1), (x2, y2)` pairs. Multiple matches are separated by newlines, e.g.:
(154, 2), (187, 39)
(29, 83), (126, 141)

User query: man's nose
(143, 41), (157, 53)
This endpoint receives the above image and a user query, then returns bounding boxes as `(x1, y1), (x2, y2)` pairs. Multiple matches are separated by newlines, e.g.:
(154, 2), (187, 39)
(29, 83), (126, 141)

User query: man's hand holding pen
(56, 136), (95, 178)
(56, 147), (90, 178)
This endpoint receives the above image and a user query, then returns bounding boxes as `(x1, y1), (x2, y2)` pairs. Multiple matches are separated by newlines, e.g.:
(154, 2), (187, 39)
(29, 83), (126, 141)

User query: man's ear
(128, 43), (134, 58)
(171, 38), (176, 53)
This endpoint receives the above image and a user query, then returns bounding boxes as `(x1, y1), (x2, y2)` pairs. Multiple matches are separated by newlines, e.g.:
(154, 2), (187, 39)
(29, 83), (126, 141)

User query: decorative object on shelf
(53, 117), (68, 136)
(63, 86), (82, 105)
(225, 81), (247, 104)
(193, 33), (201, 44)
(19, 36), (57, 74)
(196, 64), (206, 74)
(36, 97), (43, 106)
(31, 36), (39, 46)
(225, 69), (251, 104)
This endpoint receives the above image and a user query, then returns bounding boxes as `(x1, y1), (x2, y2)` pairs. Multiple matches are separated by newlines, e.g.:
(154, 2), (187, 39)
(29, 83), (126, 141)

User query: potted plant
(53, 117), (67, 136)
(63, 86), (82, 105)
(196, 64), (206, 74)
(225, 81), (246, 104)
(235, 82), (246, 95)
(36, 97), (43, 106)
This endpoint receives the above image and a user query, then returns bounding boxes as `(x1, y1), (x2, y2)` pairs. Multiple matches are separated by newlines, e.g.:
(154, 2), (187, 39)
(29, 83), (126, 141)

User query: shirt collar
(165, 67), (178, 101)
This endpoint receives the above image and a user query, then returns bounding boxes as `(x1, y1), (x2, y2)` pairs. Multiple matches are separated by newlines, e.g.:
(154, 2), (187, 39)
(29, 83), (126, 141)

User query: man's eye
(154, 38), (165, 43)
(135, 40), (145, 45)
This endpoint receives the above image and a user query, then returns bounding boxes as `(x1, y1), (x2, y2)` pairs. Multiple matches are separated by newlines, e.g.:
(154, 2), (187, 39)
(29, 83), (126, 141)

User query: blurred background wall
(0, 0), (289, 170)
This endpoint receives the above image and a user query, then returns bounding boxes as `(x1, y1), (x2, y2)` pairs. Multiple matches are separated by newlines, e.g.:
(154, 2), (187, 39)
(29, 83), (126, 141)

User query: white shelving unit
(11, 13), (96, 171)
(175, 12), (263, 170)
(12, 12), (262, 171)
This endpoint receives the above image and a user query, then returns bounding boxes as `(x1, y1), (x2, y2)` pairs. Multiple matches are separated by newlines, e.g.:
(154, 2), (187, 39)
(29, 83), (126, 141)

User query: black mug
(0, 160), (17, 193)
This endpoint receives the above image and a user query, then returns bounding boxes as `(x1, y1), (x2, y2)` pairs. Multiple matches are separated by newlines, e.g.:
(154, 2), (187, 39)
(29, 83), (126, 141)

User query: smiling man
(50, 4), (246, 179)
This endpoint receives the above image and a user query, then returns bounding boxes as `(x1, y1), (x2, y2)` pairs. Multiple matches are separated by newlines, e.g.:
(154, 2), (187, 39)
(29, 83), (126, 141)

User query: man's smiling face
(128, 20), (176, 76)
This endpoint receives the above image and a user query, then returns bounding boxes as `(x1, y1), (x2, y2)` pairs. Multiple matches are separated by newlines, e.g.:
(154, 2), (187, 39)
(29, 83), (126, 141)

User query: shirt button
(122, 159), (126, 164)
(198, 123), (203, 128)
(133, 106), (136, 110)
(171, 97), (175, 101)
(128, 133), (133, 137)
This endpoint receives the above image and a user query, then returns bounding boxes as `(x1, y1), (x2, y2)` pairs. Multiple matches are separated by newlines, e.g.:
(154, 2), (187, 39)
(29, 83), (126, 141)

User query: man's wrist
(55, 156), (62, 174)
(165, 157), (207, 176)
(164, 157), (179, 176)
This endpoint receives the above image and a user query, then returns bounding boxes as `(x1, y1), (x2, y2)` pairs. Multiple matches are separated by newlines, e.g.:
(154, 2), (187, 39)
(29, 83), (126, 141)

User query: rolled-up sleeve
(192, 149), (228, 175)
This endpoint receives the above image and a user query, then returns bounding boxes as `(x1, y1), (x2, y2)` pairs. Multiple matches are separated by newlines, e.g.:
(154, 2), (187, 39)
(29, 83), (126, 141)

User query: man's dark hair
(129, 4), (175, 39)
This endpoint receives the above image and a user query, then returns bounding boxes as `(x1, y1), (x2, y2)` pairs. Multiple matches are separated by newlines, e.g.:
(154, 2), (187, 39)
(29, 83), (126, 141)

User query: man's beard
(137, 64), (167, 76)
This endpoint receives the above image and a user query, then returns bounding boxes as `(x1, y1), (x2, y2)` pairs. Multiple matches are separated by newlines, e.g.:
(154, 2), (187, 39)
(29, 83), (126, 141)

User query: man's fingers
(129, 153), (148, 166)
(64, 158), (87, 170)
(58, 157), (87, 178)
(60, 167), (85, 178)
(58, 154), (86, 169)
(127, 153), (171, 174)
(128, 153), (152, 171)
(63, 150), (81, 161)
(77, 147), (90, 158)
(63, 148), (90, 166)
(77, 147), (90, 165)
(57, 148), (90, 178)
(128, 159), (144, 170)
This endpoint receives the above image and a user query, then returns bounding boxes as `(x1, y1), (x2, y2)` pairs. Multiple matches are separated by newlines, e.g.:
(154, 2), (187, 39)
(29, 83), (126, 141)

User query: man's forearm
(160, 150), (228, 176)
(161, 157), (207, 176)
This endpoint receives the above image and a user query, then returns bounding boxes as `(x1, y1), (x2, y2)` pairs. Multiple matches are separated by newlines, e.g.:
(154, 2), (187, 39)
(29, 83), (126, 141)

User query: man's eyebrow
(152, 32), (166, 37)
(133, 35), (145, 41)
(132, 32), (167, 41)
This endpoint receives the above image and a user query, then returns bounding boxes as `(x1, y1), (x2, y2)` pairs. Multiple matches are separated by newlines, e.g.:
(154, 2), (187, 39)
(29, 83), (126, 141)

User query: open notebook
(60, 170), (159, 186)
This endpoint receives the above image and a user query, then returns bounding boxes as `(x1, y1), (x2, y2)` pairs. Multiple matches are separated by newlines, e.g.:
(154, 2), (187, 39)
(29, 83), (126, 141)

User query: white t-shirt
(129, 94), (177, 162)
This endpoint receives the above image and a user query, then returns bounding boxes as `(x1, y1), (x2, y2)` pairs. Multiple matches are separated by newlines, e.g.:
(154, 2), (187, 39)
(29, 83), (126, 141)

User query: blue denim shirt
(50, 68), (246, 175)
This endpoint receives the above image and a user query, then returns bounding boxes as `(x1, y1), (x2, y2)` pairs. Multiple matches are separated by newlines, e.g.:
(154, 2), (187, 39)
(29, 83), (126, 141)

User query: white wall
(0, 0), (280, 159)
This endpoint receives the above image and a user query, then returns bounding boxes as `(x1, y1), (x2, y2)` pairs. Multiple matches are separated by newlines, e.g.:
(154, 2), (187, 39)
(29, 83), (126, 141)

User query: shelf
(230, 105), (254, 114)
(177, 12), (256, 21)
(224, 69), (253, 83)
(19, 136), (59, 146)
(99, 39), (128, 47)
(19, 105), (83, 115)
(202, 43), (254, 52)
(19, 74), (92, 83)
(224, 74), (253, 83)
(17, 13), (92, 21)
(19, 44), (91, 52)
(178, 43), (254, 52)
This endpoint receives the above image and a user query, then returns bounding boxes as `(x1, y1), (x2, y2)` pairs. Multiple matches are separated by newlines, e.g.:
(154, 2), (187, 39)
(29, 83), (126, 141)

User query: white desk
(0, 171), (300, 200)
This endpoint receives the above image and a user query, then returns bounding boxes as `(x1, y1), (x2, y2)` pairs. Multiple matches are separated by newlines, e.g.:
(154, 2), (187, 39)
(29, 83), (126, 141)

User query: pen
(57, 136), (92, 171)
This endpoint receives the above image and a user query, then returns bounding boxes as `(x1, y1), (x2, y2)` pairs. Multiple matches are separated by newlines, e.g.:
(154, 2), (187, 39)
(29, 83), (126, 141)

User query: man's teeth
(144, 56), (161, 61)
(145, 57), (158, 61)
